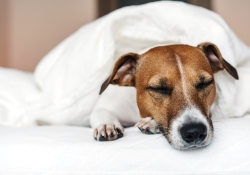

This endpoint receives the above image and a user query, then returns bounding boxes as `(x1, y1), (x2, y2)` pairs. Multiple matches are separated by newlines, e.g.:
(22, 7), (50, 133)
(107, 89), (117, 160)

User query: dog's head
(100, 43), (238, 150)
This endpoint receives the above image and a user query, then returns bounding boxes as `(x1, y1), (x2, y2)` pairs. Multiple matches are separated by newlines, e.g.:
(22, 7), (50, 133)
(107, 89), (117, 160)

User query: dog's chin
(169, 141), (212, 150)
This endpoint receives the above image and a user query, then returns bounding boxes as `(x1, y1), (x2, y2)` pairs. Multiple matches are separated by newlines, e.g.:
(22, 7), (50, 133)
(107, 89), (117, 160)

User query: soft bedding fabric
(0, 68), (40, 126)
(0, 1), (250, 127)
(31, 1), (250, 126)
(1, 117), (250, 175)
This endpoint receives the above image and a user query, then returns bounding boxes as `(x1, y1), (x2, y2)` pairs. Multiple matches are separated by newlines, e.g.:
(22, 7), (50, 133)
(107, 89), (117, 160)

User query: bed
(0, 1), (250, 174)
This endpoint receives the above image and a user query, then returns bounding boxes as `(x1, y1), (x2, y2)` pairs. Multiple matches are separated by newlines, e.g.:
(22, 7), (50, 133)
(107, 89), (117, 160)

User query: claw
(116, 128), (124, 139)
(145, 128), (154, 135)
(99, 135), (107, 141)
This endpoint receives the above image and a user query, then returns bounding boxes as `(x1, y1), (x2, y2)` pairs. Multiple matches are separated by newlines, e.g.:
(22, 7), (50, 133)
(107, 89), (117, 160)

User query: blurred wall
(0, 0), (9, 67)
(0, 0), (97, 72)
(212, 0), (250, 46)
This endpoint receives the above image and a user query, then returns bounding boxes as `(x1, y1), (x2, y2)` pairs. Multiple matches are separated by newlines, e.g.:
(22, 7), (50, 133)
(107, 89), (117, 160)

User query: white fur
(176, 55), (190, 103)
(90, 86), (140, 140)
(169, 106), (213, 150)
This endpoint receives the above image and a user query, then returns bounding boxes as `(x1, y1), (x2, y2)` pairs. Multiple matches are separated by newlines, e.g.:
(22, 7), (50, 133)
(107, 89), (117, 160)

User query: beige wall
(212, 0), (250, 46)
(0, 0), (97, 72)
(0, 0), (249, 72)
(0, 0), (9, 67)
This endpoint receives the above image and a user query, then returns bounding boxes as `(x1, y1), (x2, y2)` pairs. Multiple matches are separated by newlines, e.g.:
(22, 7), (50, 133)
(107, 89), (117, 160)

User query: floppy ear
(99, 53), (139, 94)
(198, 42), (239, 80)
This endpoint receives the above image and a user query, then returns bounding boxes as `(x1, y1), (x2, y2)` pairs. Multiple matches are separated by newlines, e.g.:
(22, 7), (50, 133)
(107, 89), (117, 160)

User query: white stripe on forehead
(175, 55), (191, 104)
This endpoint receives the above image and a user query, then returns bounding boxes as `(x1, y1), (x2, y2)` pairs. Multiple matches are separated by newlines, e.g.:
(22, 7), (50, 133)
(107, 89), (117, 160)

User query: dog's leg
(90, 85), (139, 141)
(135, 117), (161, 134)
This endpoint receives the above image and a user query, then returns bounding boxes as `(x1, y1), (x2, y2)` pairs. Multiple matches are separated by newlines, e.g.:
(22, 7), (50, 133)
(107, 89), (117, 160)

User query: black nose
(180, 123), (207, 144)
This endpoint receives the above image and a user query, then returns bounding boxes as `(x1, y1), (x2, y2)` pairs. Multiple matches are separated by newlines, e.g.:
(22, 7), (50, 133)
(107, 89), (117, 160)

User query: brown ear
(198, 42), (239, 80)
(99, 53), (139, 94)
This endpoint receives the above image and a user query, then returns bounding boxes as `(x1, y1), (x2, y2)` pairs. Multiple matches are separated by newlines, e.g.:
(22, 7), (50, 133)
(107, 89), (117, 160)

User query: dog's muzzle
(166, 107), (213, 150)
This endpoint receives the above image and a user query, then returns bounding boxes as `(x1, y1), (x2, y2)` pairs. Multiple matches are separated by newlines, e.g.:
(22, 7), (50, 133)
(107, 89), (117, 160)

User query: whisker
(212, 136), (218, 140)
(154, 135), (164, 141)
(212, 120), (227, 126)
(213, 127), (220, 131)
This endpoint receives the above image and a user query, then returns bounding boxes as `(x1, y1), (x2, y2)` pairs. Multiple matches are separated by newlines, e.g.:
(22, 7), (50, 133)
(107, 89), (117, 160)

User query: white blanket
(0, 1), (250, 126)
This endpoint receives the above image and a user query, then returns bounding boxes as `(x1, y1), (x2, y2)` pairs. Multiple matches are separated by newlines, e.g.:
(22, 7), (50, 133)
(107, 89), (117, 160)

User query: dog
(91, 42), (238, 150)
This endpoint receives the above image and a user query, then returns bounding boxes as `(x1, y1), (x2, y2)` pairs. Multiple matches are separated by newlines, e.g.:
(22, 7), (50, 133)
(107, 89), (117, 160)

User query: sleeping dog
(91, 42), (238, 150)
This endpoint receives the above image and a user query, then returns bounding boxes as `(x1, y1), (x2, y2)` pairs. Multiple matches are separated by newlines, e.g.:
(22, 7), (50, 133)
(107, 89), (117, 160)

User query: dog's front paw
(135, 117), (161, 134)
(93, 124), (124, 141)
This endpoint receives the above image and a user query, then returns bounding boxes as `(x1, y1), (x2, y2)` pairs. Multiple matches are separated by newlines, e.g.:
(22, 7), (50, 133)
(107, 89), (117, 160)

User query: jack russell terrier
(92, 42), (238, 150)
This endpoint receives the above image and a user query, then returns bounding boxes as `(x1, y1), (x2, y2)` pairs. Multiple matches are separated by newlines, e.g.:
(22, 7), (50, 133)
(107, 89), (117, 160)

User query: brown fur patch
(100, 43), (238, 133)
(135, 45), (217, 130)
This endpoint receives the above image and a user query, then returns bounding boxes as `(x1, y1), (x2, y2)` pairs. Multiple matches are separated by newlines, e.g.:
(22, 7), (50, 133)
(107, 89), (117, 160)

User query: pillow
(0, 68), (40, 126)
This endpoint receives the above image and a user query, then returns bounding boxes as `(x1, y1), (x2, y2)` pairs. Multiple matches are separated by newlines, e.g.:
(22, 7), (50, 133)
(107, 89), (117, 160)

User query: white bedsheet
(1, 117), (250, 175)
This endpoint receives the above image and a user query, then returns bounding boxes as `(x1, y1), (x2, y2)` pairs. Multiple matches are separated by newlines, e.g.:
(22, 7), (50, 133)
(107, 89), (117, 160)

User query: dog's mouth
(168, 137), (213, 150)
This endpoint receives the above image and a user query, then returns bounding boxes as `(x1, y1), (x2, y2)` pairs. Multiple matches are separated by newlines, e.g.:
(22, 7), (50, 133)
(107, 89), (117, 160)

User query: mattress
(1, 117), (250, 175)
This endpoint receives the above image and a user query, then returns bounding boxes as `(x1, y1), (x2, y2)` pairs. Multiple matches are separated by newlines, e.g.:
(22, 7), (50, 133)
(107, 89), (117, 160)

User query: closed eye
(147, 86), (172, 95)
(196, 79), (214, 91)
